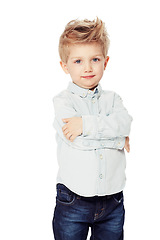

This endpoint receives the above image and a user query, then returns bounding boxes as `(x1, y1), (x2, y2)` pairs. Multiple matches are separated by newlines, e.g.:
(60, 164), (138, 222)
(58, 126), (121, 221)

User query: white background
(0, 0), (160, 239)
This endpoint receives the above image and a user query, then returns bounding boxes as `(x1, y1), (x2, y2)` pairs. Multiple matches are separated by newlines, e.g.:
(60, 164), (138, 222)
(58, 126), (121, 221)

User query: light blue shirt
(53, 82), (132, 197)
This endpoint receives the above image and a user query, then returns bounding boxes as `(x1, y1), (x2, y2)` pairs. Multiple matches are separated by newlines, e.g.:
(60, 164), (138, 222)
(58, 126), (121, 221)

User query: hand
(62, 117), (83, 142)
(124, 136), (130, 153)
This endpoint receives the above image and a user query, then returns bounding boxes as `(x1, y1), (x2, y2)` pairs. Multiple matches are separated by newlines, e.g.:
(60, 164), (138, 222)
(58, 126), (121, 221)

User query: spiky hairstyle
(59, 17), (110, 63)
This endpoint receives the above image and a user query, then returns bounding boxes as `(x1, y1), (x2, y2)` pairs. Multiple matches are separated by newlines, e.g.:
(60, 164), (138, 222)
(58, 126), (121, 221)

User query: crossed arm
(62, 117), (130, 152)
(53, 92), (132, 151)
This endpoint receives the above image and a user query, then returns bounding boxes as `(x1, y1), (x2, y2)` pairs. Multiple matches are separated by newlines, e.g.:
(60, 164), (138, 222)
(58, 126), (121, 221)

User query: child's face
(60, 43), (109, 90)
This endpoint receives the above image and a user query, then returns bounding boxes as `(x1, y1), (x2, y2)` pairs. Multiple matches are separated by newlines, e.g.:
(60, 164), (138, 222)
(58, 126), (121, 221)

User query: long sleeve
(53, 92), (126, 150)
(82, 93), (133, 139)
(53, 82), (132, 197)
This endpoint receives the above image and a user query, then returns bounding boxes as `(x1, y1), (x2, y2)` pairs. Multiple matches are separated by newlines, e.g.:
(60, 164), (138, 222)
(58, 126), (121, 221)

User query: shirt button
(99, 174), (103, 179)
(100, 154), (103, 159)
(92, 99), (95, 103)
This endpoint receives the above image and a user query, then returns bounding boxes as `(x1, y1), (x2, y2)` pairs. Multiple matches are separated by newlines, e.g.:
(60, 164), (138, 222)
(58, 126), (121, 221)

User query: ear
(104, 56), (109, 70)
(60, 61), (69, 74)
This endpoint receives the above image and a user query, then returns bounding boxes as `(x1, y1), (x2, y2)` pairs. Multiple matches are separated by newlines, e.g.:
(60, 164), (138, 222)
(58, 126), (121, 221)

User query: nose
(84, 61), (92, 72)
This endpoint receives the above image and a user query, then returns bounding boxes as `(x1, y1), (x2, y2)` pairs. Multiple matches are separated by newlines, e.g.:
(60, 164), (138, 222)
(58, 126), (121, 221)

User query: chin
(89, 83), (98, 89)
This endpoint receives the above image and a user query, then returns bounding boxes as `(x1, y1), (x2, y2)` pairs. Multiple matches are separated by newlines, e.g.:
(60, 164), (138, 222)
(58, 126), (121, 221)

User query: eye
(92, 58), (100, 62)
(75, 59), (81, 64)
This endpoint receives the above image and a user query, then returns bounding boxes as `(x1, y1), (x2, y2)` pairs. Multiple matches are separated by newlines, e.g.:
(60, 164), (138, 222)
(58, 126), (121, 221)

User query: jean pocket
(56, 184), (76, 206)
(112, 191), (124, 204)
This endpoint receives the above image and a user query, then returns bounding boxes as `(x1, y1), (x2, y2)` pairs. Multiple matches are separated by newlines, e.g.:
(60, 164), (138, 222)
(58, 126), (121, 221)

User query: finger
(125, 147), (129, 153)
(124, 145), (129, 153)
(62, 125), (67, 131)
(69, 134), (76, 142)
(62, 118), (70, 123)
(62, 123), (70, 131)
(62, 123), (71, 131)
(127, 145), (130, 153)
(63, 129), (70, 135)
(128, 145), (130, 152)
(65, 132), (72, 140)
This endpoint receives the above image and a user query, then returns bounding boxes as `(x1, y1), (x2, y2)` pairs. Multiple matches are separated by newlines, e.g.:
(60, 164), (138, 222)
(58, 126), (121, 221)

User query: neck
(89, 85), (98, 91)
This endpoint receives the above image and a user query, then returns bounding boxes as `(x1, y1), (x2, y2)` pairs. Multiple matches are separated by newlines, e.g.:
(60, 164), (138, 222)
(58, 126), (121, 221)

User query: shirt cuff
(114, 137), (125, 150)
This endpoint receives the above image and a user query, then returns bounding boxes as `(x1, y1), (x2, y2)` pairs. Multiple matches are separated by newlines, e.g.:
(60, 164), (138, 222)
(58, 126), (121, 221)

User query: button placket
(98, 151), (105, 182)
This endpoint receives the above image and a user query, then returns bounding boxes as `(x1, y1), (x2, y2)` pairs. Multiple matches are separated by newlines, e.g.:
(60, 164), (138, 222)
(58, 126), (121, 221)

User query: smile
(81, 75), (95, 79)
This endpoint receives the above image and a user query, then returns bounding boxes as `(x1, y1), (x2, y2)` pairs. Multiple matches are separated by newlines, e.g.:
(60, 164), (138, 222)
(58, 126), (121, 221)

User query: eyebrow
(70, 54), (103, 60)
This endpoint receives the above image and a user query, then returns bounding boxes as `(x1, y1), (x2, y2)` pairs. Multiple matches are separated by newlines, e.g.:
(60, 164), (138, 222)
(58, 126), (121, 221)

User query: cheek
(67, 66), (76, 75)
(72, 67), (82, 76)
(95, 64), (104, 75)
(68, 67), (81, 79)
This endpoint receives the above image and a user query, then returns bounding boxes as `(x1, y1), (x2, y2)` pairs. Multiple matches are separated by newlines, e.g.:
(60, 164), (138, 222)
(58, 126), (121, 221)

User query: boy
(52, 17), (132, 240)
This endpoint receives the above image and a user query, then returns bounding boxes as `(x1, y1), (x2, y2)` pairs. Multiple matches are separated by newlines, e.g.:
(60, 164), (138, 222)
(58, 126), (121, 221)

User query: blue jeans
(52, 184), (125, 240)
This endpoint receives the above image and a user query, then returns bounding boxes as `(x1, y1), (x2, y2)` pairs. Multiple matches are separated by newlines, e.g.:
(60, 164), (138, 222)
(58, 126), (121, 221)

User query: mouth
(81, 75), (95, 79)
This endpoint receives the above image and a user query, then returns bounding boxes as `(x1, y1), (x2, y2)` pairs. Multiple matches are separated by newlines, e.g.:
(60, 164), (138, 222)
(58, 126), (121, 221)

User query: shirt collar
(67, 82), (102, 98)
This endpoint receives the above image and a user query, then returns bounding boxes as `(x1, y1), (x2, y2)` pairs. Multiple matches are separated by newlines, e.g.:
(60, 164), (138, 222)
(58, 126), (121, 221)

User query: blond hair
(59, 17), (110, 63)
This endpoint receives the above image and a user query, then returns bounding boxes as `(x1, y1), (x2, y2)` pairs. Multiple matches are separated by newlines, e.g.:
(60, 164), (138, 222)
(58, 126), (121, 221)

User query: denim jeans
(52, 184), (125, 240)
